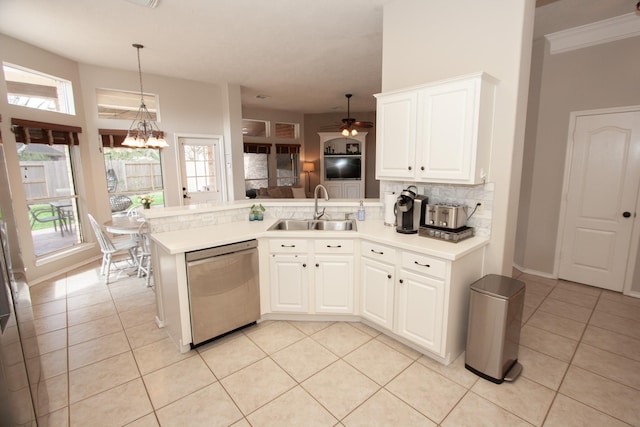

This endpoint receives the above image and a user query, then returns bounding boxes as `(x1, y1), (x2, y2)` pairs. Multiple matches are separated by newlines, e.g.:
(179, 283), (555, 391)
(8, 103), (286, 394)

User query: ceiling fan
(340, 94), (373, 136)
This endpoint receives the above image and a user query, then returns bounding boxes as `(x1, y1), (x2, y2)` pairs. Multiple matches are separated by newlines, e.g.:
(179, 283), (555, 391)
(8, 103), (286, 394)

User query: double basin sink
(267, 218), (357, 232)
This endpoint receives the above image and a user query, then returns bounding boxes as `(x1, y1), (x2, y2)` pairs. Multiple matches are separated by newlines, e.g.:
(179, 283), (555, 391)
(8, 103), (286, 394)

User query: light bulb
(342, 129), (350, 137)
(351, 129), (358, 136)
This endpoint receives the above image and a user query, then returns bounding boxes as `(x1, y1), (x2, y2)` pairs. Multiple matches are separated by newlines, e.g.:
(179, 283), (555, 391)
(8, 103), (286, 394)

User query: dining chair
(87, 213), (138, 284)
(136, 220), (152, 287)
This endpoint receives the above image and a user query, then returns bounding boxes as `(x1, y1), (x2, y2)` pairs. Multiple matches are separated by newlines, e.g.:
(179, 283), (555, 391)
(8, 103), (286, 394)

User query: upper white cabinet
(375, 72), (496, 184)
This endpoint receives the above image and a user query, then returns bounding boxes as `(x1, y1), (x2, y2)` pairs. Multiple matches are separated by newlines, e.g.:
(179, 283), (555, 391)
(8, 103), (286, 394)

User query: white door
(178, 136), (226, 204)
(559, 111), (640, 291)
(269, 254), (309, 312)
(314, 255), (354, 314)
(360, 257), (395, 329)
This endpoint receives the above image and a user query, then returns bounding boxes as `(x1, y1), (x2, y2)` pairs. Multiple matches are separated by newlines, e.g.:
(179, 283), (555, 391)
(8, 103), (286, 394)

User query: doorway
(178, 136), (227, 205)
(557, 107), (640, 292)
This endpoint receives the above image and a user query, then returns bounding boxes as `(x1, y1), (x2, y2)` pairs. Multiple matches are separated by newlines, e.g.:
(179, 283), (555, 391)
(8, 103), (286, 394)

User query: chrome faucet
(313, 184), (329, 220)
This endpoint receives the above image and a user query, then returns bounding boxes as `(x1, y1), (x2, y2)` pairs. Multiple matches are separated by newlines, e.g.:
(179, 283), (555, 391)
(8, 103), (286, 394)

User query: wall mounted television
(325, 156), (361, 180)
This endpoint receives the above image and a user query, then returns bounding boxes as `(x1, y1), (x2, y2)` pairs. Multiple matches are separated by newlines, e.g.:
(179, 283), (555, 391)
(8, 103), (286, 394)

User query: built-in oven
(185, 239), (260, 347)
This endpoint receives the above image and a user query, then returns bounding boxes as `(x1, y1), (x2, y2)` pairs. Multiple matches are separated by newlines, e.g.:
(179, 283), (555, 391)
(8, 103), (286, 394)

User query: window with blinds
(3, 63), (75, 115)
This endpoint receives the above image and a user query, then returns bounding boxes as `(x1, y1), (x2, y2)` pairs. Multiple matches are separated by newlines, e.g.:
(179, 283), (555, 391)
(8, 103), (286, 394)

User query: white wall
(381, 0), (536, 275)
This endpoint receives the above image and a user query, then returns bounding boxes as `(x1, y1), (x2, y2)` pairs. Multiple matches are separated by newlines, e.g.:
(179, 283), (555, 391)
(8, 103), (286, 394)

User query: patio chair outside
(87, 213), (138, 284)
(28, 206), (64, 236)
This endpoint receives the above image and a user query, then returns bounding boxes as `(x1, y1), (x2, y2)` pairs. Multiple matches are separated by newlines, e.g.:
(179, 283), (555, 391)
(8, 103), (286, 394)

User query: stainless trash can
(465, 274), (525, 383)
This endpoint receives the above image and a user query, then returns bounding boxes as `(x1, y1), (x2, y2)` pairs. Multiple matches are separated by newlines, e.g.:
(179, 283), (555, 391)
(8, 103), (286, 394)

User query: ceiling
(0, 0), (634, 114)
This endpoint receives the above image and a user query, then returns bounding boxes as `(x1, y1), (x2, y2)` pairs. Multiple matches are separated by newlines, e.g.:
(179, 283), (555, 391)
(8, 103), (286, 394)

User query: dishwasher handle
(186, 239), (257, 262)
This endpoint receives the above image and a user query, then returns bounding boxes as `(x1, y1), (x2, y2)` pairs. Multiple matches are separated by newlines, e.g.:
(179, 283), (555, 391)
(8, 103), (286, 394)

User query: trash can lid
(470, 274), (525, 299)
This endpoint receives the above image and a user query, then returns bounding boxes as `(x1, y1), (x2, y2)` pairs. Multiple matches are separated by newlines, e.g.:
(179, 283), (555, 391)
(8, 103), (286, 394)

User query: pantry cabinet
(375, 72), (496, 184)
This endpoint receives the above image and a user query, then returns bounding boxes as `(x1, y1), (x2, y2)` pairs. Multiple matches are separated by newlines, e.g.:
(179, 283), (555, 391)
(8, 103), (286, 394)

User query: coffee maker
(395, 186), (428, 234)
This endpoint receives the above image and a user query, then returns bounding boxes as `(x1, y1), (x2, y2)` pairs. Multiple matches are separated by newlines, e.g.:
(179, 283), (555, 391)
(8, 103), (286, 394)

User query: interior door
(178, 137), (226, 204)
(558, 111), (640, 291)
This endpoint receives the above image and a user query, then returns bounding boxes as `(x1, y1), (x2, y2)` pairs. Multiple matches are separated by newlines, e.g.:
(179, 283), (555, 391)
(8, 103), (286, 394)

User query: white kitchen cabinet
(269, 238), (355, 315)
(375, 72), (496, 184)
(361, 256), (395, 329)
(324, 181), (364, 199)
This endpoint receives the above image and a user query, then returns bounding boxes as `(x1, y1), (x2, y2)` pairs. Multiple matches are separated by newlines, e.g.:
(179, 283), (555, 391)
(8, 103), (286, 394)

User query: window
(275, 144), (300, 187)
(242, 119), (269, 137)
(12, 119), (82, 257)
(275, 122), (298, 139)
(100, 130), (164, 212)
(96, 88), (158, 121)
(243, 143), (270, 194)
(3, 63), (75, 115)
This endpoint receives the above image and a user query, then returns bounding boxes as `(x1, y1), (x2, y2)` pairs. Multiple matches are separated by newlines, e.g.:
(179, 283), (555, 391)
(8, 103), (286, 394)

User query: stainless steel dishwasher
(185, 239), (260, 347)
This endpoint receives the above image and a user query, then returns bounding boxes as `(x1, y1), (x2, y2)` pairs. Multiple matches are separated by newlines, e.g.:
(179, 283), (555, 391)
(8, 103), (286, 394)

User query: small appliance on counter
(420, 203), (474, 243)
(394, 185), (427, 234)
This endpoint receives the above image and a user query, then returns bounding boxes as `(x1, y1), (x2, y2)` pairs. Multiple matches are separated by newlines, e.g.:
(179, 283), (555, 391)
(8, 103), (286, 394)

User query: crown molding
(545, 13), (640, 54)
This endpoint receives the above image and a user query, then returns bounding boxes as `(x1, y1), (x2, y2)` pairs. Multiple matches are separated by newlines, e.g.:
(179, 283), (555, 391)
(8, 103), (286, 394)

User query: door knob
(623, 211), (631, 218)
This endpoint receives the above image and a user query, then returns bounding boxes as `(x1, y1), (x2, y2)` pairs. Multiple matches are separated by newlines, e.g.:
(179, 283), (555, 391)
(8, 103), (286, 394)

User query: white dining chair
(87, 214), (138, 284)
(136, 220), (152, 287)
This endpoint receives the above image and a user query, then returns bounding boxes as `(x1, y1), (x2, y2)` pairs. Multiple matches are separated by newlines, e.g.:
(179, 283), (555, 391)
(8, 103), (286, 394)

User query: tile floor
(22, 263), (640, 426)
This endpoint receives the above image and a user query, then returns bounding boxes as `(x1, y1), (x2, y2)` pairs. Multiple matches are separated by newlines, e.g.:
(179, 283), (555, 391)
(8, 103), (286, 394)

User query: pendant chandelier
(122, 43), (168, 148)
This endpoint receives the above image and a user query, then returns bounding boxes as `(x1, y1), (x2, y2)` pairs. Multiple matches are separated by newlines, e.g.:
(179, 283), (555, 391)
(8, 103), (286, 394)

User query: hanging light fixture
(122, 43), (168, 149)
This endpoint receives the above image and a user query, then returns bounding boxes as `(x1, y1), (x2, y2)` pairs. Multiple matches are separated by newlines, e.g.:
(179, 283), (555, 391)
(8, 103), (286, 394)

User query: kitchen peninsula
(145, 199), (489, 365)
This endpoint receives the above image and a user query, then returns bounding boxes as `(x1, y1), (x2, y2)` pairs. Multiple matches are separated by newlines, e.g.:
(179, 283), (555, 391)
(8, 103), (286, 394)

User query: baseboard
(512, 263), (556, 280)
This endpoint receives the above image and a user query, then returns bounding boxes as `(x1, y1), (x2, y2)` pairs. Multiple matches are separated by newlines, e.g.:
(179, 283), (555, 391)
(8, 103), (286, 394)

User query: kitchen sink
(267, 219), (357, 232)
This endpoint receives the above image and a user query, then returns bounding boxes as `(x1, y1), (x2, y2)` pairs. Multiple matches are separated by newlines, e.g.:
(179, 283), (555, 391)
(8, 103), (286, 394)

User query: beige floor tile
(595, 298), (640, 322)
(572, 343), (640, 390)
(521, 279), (554, 297)
(109, 281), (152, 301)
(271, 337), (338, 382)
(343, 388), (435, 427)
(416, 351), (479, 389)
(67, 290), (112, 311)
(302, 360), (379, 420)
(386, 362), (466, 423)
(349, 321), (381, 337)
(199, 333), (266, 379)
(114, 291), (157, 314)
(288, 320), (334, 335)
(156, 382), (243, 427)
(29, 281), (66, 305)
(526, 311), (585, 341)
(600, 289), (640, 308)
(37, 406), (69, 427)
(344, 339), (413, 385)
(547, 287), (598, 309)
(68, 313), (123, 346)
(518, 274), (558, 288)
(133, 337), (194, 375)
(374, 334), (422, 360)
(124, 413), (160, 427)
(311, 322), (371, 357)
(29, 299), (67, 320)
(522, 305), (536, 325)
(471, 376), (555, 426)
(27, 347), (67, 381)
(518, 325), (578, 362)
(537, 298), (592, 323)
(543, 394), (630, 427)
(524, 291), (546, 309)
(22, 328), (67, 359)
(67, 300), (117, 327)
(34, 372), (68, 417)
(581, 325), (640, 362)
(124, 320), (169, 349)
(442, 392), (533, 427)
(247, 386), (337, 427)
(118, 302), (157, 329)
(221, 357), (296, 415)
(143, 355), (216, 409)
(245, 321), (306, 354)
(31, 312), (67, 337)
(68, 330), (130, 370)
(559, 366), (640, 425)
(517, 346), (568, 390)
(589, 310), (640, 340)
(556, 280), (601, 296)
(230, 419), (251, 427)
(69, 351), (140, 403)
(70, 378), (153, 427)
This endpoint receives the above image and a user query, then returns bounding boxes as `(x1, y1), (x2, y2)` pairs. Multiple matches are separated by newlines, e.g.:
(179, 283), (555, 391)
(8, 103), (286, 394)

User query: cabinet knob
(399, 279), (404, 285)
(408, 166), (412, 171)
(387, 274), (392, 279)
(302, 263), (307, 268)
(623, 211), (632, 218)
(420, 166), (425, 171)
(315, 263), (319, 267)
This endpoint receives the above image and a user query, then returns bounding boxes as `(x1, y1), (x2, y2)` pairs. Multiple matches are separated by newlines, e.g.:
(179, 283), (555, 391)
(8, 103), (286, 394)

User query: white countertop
(151, 218), (489, 261)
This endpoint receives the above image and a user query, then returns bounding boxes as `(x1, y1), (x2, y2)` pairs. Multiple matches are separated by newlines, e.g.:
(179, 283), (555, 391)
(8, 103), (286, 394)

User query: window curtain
(11, 118), (81, 145)
(275, 144), (300, 154)
(99, 129), (129, 148)
(243, 142), (271, 154)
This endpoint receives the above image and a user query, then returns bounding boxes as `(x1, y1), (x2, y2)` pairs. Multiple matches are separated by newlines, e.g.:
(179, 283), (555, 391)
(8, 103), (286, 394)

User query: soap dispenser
(358, 200), (365, 221)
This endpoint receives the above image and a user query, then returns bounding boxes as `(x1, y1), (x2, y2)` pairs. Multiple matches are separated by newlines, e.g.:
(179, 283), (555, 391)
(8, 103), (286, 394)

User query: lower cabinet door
(314, 255), (354, 314)
(360, 257), (395, 329)
(270, 254), (309, 312)
(396, 270), (444, 354)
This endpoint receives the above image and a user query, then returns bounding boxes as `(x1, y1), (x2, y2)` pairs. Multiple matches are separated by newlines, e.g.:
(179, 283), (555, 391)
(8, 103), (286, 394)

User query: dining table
(104, 215), (146, 235)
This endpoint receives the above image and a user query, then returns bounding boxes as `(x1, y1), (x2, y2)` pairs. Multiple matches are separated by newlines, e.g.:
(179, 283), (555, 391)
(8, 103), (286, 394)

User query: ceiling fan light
(342, 129), (350, 137)
(351, 129), (358, 136)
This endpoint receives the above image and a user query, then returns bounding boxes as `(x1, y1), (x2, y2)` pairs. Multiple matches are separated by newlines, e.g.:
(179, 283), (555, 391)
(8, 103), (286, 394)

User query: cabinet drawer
(269, 239), (308, 253)
(361, 240), (396, 264)
(401, 251), (446, 279)
(314, 239), (354, 254)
